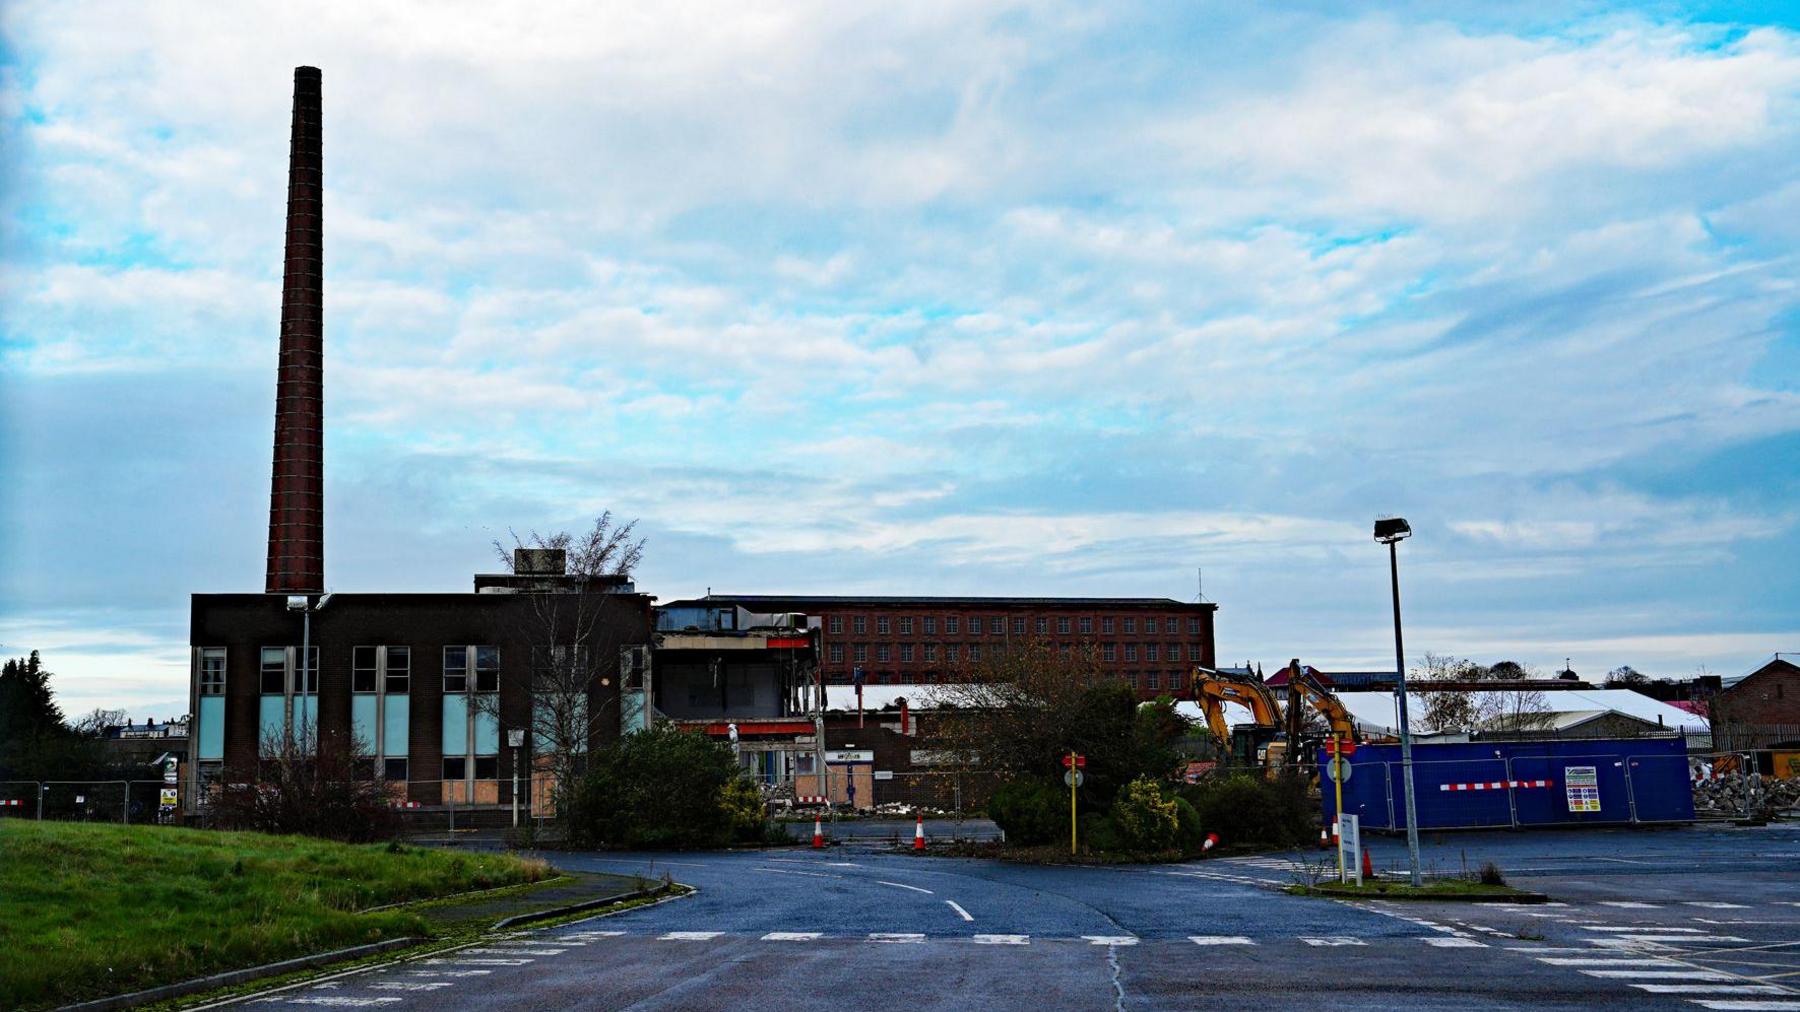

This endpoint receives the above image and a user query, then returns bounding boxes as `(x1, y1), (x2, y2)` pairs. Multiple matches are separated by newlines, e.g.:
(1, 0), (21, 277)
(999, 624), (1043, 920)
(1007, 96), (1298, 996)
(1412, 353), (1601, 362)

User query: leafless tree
(72, 708), (127, 736)
(476, 513), (649, 818)
(211, 716), (395, 840)
(1472, 662), (1554, 736)
(1415, 652), (1483, 733)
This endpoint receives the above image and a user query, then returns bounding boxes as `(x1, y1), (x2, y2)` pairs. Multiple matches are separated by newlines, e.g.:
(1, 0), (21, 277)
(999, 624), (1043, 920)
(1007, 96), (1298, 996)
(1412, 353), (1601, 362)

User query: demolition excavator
(1192, 659), (1360, 770)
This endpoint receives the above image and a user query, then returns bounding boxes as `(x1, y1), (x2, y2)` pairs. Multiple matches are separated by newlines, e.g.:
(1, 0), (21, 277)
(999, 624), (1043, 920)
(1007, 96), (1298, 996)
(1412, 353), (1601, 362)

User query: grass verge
(0, 821), (555, 1010)
(1284, 879), (1542, 901)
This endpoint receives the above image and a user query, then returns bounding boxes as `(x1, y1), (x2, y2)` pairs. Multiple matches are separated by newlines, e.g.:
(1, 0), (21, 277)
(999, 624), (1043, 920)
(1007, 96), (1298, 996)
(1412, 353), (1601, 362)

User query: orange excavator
(1193, 659), (1359, 769)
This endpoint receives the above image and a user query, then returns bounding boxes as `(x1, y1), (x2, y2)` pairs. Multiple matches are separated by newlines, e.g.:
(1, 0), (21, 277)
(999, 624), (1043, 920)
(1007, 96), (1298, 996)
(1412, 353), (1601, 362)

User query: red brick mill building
(688, 595), (1217, 699)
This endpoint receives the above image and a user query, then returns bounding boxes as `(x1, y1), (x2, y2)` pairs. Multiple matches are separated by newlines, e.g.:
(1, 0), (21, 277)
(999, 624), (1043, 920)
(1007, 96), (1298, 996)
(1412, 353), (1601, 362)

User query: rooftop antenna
(1196, 567), (1206, 603)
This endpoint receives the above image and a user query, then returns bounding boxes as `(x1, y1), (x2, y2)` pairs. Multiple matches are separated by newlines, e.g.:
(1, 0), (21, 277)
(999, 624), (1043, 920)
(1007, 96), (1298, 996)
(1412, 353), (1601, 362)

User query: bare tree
(1415, 652), (1482, 733)
(477, 513), (649, 819)
(72, 708), (127, 736)
(211, 715), (395, 840)
(1473, 662), (1554, 736)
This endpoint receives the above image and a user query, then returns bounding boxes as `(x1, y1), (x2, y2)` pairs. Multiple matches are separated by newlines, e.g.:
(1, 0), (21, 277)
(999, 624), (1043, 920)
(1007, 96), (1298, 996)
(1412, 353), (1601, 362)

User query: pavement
(223, 820), (1800, 1011)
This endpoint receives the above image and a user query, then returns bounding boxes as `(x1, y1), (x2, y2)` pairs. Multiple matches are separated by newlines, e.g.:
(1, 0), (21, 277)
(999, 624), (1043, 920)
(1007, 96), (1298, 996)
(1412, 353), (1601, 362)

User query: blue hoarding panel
(1321, 737), (1693, 830)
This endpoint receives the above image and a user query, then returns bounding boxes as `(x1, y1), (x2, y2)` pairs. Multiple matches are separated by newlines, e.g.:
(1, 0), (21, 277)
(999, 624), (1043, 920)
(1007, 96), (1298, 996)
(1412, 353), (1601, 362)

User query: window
(261, 647), (287, 693)
(199, 648), (226, 695)
(383, 757), (408, 782)
(829, 616), (843, 634)
(900, 643), (914, 663)
(1146, 671), (1161, 690)
(1079, 617), (1093, 634)
(1127, 672), (1138, 689)
(443, 756), (467, 780)
(945, 645), (959, 664)
(853, 616), (868, 634)
(385, 647), (410, 693)
(829, 644), (845, 663)
(1102, 617), (1115, 634)
(877, 617), (891, 634)
(354, 647), (379, 693)
(474, 756), (499, 780)
(924, 617), (937, 635)
(967, 617), (981, 637)
(1102, 643), (1117, 662)
(1188, 618), (1201, 635)
(968, 644), (981, 662)
(924, 644), (938, 662)
(854, 645), (868, 663)
(1057, 617), (1071, 634)
(1146, 618), (1160, 634)
(1125, 645), (1138, 662)
(1012, 618), (1025, 635)
(900, 617), (914, 635)
(444, 647), (469, 692)
(1146, 645), (1160, 662)
(474, 646), (499, 692)
(1035, 618), (1048, 634)
(945, 617), (959, 635)
(877, 645), (891, 662)
(1167, 644), (1180, 663)
(992, 618), (1005, 635)
(1124, 618), (1137, 634)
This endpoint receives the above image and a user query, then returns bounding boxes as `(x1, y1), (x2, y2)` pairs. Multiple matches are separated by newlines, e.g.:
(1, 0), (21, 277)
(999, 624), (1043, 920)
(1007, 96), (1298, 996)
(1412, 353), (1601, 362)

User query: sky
(2, 2), (1798, 720)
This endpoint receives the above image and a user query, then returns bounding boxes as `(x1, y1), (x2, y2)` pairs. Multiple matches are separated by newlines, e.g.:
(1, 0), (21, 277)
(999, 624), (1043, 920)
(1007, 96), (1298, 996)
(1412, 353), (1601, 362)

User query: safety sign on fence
(1564, 766), (1600, 813)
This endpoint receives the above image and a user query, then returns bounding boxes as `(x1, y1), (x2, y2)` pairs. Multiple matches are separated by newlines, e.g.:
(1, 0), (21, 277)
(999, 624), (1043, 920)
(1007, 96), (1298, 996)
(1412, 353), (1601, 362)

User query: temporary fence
(0, 780), (184, 824)
(750, 768), (1005, 819)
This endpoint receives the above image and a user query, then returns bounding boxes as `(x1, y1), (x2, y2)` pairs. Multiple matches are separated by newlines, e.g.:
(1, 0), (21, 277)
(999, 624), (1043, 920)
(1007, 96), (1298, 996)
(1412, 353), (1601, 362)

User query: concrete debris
(1692, 776), (1800, 817)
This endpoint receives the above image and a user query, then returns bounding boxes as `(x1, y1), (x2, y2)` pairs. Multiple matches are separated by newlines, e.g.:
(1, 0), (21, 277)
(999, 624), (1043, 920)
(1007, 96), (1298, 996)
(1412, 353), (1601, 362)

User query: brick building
(685, 595), (1217, 699)
(1715, 655), (1800, 745)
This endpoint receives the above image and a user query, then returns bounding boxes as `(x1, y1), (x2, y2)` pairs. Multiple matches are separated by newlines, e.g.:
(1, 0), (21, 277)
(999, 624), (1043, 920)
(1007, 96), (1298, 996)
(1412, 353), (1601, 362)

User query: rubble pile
(1692, 776), (1800, 816)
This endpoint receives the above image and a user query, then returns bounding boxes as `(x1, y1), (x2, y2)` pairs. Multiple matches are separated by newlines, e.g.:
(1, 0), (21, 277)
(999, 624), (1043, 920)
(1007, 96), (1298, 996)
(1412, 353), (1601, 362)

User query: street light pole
(1375, 517), (1424, 888)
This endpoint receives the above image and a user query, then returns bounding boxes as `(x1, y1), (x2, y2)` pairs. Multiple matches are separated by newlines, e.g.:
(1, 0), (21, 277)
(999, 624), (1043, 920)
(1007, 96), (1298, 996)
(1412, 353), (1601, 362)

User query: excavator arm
(1289, 666), (1358, 743)
(1192, 666), (1283, 756)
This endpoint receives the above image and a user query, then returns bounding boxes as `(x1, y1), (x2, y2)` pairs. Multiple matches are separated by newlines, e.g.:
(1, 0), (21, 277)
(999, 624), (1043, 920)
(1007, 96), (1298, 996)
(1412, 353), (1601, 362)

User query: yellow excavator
(1193, 659), (1360, 770)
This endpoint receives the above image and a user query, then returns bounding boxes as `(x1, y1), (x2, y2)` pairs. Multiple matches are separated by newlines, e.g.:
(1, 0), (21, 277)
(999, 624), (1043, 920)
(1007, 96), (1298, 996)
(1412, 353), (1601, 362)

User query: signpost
(1327, 736), (1354, 878)
(1062, 752), (1086, 855)
(507, 729), (526, 828)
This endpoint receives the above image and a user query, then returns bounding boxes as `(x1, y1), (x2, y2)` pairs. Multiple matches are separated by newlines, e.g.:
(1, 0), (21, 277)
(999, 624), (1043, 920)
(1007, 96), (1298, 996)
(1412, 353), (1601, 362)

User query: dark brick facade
(1717, 657), (1800, 727)
(700, 595), (1216, 700)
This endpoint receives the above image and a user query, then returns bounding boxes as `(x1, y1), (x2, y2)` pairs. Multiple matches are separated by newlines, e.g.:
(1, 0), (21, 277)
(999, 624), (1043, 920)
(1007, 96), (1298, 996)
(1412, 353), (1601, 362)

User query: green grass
(0, 821), (553, 1010)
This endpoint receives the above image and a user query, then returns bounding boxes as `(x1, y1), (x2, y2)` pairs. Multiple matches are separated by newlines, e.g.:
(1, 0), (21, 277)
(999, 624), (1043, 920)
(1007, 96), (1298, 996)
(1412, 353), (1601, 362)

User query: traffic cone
(812, 817), (824, 849)
(1202, 832), (1219, 852)
(913, 814), (926, 852)
(1318, 826), (1329, 849)
(1361, 848), (1374, 880)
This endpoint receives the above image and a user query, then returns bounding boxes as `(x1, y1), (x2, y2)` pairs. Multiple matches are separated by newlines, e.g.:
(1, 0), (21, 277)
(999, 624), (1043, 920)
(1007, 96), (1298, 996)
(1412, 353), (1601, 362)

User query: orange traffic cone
(1361, 848), (1374, 880)
(1202, 832), (1219, 852)
(913, 814), (926, 852)
(812, 817), (824, 849)
(1318, 826), (1330, 849)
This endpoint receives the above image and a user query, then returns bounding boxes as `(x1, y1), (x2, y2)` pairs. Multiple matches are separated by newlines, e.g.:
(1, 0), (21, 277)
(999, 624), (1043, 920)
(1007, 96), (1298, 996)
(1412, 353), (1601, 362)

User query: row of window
(198, 645), (502, 696)
(827, 642), (1201, 665)
(826, 615), (1204, 637)
(834, 669), (1186, 688)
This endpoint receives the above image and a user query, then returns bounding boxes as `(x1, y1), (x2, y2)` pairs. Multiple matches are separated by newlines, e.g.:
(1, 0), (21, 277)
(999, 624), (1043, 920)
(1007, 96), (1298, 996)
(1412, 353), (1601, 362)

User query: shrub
(988, 779), (1066, 846)
(566, 725), (762, 849)
(1182, 771), (1314, 848)
(1111, 776), (1180, 852)
(1478, 861), (1506, 886)
(1078, 811), (1121, 853)
(1172, 796), (1204, 852)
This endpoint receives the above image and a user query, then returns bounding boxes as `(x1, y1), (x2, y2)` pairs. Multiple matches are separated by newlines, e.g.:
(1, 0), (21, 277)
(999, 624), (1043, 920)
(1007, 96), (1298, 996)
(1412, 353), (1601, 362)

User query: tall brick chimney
(265, 66), (325, 594)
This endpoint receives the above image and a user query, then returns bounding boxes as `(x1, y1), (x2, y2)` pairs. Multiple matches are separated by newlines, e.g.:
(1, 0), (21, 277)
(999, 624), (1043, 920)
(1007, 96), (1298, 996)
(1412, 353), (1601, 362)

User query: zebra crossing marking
(1189, 936), (1254, 946)
(973, 934), (1031, 945)
(762, 932), (823, 941)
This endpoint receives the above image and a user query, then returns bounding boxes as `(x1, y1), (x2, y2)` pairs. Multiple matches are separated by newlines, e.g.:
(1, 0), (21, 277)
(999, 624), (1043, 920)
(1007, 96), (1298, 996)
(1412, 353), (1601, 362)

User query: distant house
(1714, 655), (1800, 749)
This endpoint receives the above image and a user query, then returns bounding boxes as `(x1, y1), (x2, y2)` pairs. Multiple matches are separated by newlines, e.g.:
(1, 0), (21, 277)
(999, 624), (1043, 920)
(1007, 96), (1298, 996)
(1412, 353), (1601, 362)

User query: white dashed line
(1581, 970), (1738, 981)
(1631, 985), (1792, 995)
(762, 932), (822, 941)
(1538, 957), (1685, 967)
(946, 900), (974, 922)
(264, 1000), (402, 1008)
(1082, 935), (1139, 946)
(1684, 902), (1752, 909)
(1583, 926), (1705, 933)
(421, 958), (532, 966)
(973, 934), (1031, 945)
(366, 982), (454, 991)
(404, 969), (490, 978)
(1600, 902), (1664, 909)
(876, 880), (935, 894)
(1423, 937), (1487, 948)
(869, 933), (926, 943)
(659, 932), (723, 941)
(1189, 936), (1254, 946)
(1687, 1002), (1800, 1011)
(1301, 937), (1366, 947)
(463, 947), (565, 956)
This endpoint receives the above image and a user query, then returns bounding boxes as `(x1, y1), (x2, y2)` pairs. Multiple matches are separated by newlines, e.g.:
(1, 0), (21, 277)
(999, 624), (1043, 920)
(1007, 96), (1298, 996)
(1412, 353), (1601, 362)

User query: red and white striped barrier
(391, 801), (421, 809)
(795, 795), (828, 805)
(0, 799), (21, 808)
(1438, 779), (1554, 792)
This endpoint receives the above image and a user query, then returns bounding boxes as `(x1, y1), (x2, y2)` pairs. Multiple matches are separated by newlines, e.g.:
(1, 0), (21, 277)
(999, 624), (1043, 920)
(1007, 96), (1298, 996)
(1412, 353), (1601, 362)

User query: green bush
(1111, 776), (1180, 852)
(566, 725), (768, 849)
(1172, 796), (1204, 852)
(1181, 772), (1314, 848)
(988, 779), (1067, 846)
(1078, 811), (1121, 853)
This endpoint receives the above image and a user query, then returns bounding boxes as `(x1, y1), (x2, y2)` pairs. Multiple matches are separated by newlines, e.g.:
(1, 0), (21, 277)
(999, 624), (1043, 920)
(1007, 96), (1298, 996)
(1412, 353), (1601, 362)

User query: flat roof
(694, 594), (1214, 609)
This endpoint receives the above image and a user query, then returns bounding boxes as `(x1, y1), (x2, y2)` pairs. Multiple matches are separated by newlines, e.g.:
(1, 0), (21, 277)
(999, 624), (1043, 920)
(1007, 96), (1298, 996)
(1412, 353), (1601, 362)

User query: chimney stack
(265, 66), (325, 594)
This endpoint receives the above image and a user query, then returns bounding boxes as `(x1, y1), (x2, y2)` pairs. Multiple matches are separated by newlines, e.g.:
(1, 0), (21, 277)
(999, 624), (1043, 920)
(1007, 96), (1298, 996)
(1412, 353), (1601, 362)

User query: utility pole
(1375, 517), (1424, 887)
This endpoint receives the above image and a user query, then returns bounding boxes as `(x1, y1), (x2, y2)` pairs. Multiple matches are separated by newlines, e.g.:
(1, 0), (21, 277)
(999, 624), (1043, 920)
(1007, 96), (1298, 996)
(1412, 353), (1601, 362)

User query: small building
(100, 717), (190, 766)
(1714, 655), (1800, 749)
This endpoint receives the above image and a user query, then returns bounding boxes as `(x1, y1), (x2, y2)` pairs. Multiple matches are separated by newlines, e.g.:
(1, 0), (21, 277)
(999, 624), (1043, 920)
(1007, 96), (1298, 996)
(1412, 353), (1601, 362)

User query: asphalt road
(227, 821), (1800, 1011)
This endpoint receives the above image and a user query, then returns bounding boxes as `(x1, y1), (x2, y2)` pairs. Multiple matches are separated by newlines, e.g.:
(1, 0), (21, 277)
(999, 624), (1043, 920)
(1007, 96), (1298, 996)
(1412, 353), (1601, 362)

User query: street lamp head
(315, 593), (333, 611)
(285, 595), (308, 612)
(1373, 516), (1412, 544)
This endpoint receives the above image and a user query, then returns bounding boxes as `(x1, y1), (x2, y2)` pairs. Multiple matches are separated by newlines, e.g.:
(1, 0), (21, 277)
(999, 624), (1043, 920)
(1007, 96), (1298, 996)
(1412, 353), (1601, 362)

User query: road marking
(946, 900), (974, 922)
(869, 933), (925, 943)
(974, 934), (1031, 945)
(1189, 936), (1254, 946)
(876, 880), (935, 894)
(1584, 926), (1706, 933)
(1301, 937), (1366, 947)
(1601, 902), (1664, 909)
(1539, 957), (1684, 966)
(1686, 902), (1753, 910)
(659, 932), (723, 941)
(1582, 970), (1738, 980)
(421, 958), (532, 966)
(1687, 1003), (1800, 1011)
(262, 1001), (403, 1008)
(1603, 935), (1752, 944)
(367, 982), (454, 991)
(1632, 985), (1792, 995)
(463, 947), (566, 956)
(1423, 937), (1487, 948)
(1082, 936), (1139, 946)
(561, 931), (624, 938)
(761, 932), (822, 941)
(404, 969), (490, 977)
